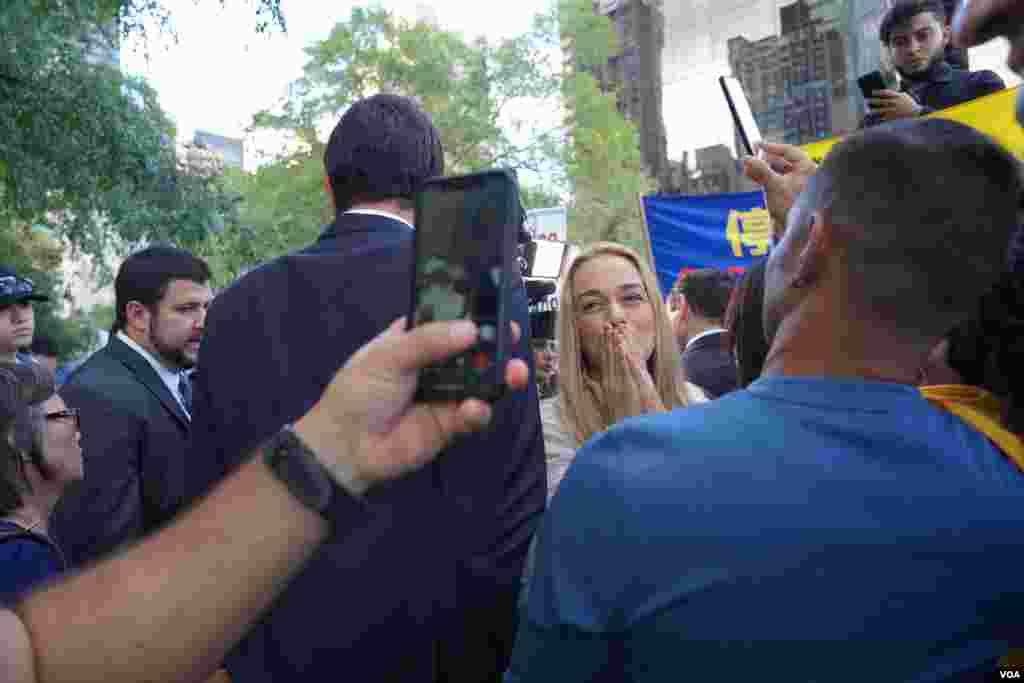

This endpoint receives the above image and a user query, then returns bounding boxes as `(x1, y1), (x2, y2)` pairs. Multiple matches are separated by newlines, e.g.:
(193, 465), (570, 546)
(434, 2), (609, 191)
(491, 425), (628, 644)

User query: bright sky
(124, 1), (1021, 167)
(123, 1), (555, 144)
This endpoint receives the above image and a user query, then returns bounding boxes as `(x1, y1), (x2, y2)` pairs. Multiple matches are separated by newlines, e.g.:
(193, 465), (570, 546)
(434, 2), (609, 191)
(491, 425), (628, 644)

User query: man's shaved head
(768, 118), (1021, 346)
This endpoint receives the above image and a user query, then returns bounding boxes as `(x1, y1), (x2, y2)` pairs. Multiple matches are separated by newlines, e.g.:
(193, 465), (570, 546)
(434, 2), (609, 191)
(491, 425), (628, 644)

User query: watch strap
(262, 426), (368, 529)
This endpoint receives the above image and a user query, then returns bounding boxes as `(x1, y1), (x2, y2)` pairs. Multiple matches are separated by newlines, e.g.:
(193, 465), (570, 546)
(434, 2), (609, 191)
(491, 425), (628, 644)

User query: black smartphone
(409, 169), (519, 402)
(857, 71), (889, 101)
(719, 76), (763, 157)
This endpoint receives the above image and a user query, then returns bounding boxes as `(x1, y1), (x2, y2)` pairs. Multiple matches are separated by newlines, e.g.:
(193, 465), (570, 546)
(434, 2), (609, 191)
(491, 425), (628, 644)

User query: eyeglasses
(0, 276), (34, 299)
(45, 408), (80, 430)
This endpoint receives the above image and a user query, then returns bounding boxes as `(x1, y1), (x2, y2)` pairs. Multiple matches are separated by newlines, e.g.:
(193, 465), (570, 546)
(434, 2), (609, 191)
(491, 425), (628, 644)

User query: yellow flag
(725, 208), (771, 258)
(800, 86), (1024, 163)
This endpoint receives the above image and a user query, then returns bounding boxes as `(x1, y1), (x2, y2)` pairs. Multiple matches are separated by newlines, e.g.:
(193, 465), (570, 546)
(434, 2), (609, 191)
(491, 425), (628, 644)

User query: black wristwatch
(262, 425), (366, 527)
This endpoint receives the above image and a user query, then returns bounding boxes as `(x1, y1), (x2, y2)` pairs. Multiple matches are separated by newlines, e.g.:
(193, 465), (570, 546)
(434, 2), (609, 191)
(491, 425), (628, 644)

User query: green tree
(257, 6), (561, 175)
(193, 5), (567, 285)
(555, 0), (652, 254)
(0, 0), (286, 273)
(196, 150), (332, 288)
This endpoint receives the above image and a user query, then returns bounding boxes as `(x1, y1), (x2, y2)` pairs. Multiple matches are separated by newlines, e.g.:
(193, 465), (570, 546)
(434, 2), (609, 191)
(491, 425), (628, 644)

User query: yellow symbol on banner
(725, 208), (771, 258)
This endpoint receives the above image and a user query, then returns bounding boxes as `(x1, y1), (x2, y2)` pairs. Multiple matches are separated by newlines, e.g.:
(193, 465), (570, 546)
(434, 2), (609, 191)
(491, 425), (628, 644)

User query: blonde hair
(557, 242), (690, 446)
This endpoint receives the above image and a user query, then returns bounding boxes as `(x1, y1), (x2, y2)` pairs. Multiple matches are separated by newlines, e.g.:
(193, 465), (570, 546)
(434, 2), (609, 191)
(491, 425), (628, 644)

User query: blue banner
(643, 191), (771, 296)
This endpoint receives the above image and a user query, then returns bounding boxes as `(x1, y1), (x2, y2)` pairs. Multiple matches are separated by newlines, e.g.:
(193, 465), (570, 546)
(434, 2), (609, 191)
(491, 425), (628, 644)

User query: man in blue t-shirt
(507, 119), (1024, 682)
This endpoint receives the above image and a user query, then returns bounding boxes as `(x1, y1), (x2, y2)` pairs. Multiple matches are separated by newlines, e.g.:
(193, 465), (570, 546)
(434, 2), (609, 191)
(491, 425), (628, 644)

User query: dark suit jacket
(861, 61), (1005, 128)
(50, 335), (190, 567)
(681, 331), (738, 400)
(185, 212), (547, 683)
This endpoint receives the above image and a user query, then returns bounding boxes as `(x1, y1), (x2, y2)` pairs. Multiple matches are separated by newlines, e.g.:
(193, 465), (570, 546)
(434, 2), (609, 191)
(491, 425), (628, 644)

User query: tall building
(691, 144), (757, 194)
(193, 130), (245, 170)
(592, 0), (670, 189)
(728, 0), (854, 147)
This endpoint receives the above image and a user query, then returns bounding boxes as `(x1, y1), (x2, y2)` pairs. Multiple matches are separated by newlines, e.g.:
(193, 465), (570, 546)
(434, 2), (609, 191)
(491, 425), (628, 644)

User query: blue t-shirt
(0, 521), (63, 605)
(508, 377), (1024, 682)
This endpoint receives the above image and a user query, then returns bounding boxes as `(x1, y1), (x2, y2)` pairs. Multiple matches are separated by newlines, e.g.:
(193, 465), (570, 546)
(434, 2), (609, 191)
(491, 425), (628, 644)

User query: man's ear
(792, 210), (831, 289)
(124, 301), (151, 336)
(678, 297), (690, 322)
(941, 23), (952, 48)
(323, 175), (336, 210)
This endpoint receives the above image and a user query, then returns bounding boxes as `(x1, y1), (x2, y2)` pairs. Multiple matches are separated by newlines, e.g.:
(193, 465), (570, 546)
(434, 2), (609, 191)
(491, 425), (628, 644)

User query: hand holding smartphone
(408, 169), (520, 403)
(720, 76), (763, 158)
(857, 70), (889, 102)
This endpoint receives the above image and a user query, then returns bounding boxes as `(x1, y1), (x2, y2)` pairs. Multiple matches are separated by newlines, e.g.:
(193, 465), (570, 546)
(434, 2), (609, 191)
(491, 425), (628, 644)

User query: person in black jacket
(185, 94), (546, 683)
(50, 247), (212, 567)
(862, 0), (1004, 128)
(675, 267), (738, 399)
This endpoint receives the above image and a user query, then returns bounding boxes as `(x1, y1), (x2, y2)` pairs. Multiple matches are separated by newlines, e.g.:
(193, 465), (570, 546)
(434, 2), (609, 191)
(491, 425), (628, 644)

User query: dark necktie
(178, 373), (193, 416)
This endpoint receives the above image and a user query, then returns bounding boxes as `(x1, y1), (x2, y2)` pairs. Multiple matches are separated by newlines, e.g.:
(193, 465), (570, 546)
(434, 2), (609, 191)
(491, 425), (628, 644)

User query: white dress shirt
(684, 328), (729, 352)
(116, 332), (191, 419)
(343, 209), (414, 230)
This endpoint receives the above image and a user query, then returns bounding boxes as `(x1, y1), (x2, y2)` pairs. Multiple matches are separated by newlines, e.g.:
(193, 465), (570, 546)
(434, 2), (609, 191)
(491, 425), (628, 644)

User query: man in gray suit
(51, 246), (212, 567)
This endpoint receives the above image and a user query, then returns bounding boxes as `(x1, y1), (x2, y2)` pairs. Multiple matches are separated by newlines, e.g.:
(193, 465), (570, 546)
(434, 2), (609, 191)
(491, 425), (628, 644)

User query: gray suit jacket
(50, 335), (190, 567)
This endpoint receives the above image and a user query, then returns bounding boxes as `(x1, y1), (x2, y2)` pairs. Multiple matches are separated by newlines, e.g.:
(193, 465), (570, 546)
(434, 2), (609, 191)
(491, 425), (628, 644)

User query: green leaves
(193, 151), (330, 287)
(259, 6), (562, 176)
(557, 0), (650, 251)
(1, 0), (247, 273)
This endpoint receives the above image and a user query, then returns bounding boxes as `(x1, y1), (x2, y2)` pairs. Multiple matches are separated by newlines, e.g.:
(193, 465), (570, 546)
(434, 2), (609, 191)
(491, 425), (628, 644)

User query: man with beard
(51, 246), (212, 567)
(861, 0), (1004, 128)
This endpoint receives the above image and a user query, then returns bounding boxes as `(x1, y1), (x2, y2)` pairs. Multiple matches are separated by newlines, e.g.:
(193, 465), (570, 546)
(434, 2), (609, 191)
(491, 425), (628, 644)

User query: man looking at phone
(862, 0), (1004, 127)
(186, 94), (546, 682)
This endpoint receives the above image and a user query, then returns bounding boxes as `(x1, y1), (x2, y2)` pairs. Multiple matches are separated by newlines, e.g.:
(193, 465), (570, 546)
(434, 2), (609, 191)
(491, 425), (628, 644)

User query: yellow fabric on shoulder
(920, 384), (1024, 472)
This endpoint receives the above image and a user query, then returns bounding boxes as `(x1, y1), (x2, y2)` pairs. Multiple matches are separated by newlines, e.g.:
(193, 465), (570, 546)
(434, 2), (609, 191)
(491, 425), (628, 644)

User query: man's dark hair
(0, 363), (56, 515)
(724, 260), (770, 389)
(679, 268), (736, 322)
(30, 335), (57, 359)
(880, 0), (947, 44)
(805, 118), (1022, 345)
(324, 94), (444, 212)
(112, 245), (211, 334)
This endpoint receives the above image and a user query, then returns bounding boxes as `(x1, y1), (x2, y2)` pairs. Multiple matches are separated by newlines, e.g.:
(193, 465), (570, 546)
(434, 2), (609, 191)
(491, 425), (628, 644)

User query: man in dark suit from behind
(185, 94), (546, 682)
(51, 246), (212, 567)
(676, 267), (738, 399)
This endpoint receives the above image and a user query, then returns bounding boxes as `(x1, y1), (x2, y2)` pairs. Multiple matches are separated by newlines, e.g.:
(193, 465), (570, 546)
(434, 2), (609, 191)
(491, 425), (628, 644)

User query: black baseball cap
(0, 267), (50, 306)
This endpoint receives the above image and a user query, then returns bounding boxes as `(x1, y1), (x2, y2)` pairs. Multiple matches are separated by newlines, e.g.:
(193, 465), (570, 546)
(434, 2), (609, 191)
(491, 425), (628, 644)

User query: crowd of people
(0, 0), (1023, 680)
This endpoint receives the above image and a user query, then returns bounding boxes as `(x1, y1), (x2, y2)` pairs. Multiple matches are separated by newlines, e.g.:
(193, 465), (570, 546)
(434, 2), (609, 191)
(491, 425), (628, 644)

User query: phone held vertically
(719, 76), (763, 157)
(857, 71), (890, 102)
(409, 169), (520, 403)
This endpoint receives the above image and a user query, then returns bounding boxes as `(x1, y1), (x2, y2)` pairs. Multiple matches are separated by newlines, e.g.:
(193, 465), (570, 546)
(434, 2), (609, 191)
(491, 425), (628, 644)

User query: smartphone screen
(719, 76), (763, 157)
(410, 169), (518, 402)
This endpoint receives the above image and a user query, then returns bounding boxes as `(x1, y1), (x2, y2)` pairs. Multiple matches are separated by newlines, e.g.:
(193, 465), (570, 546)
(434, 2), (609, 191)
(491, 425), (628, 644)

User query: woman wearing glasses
(0, 363), (82, 603)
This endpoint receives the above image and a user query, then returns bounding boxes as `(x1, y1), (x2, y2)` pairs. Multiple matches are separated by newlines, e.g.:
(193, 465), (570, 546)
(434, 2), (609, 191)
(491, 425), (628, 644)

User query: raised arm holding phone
(0, 318), (527, 683)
